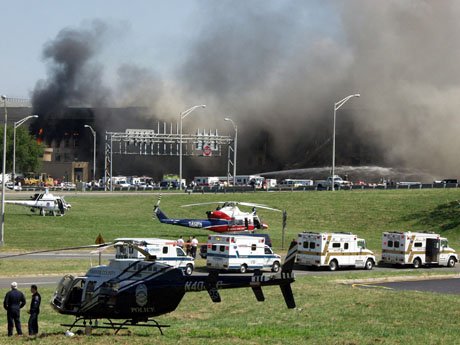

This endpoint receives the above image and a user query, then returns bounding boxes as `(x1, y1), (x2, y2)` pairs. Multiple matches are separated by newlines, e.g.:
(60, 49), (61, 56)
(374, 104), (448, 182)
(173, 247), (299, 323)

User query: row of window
(210, 244), (259, 252)
(302, 241), (366, 250)
(387, 240), (423, 248)
(302, 241), (317, 249)
(54, 153), (79, 162)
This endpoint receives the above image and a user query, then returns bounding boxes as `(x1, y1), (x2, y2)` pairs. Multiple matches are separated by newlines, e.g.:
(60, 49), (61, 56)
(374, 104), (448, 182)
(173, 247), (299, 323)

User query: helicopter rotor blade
(238, 202), (282, 212)
(181, 202), (227, 208)
(181, 201), (281, 211)
(0, 243), (114, 260)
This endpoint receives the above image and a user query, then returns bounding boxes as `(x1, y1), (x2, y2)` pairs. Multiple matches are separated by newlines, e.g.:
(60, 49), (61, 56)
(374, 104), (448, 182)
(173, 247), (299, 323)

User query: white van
(206, 234), (281, 273)
(381, 231), (458, 268)
(296, 232), (376, 271)
(114, 238), (195, 275)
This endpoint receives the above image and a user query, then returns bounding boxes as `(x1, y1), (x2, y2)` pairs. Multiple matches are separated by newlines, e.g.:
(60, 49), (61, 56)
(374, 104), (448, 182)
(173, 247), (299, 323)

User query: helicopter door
(83, 280), (97, 302)
(245, 218), (249, 229)
(52, 274), (75, 309)
(62, 277), (87, 311)
(253, 216), (261, 229)
(57, 198), (65, 214)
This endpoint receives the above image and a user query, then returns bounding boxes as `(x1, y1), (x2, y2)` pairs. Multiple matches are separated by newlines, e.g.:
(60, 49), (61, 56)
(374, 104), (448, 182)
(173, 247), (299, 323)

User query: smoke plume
(31, 2), (460, 179)
(177, 0), (460, 177)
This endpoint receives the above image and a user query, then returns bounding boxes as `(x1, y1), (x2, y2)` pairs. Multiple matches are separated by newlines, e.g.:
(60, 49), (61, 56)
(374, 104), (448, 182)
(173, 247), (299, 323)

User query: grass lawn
(3, 188), (460, 252)
(0, 273), (459, 344)
(0, 189), (459, 344)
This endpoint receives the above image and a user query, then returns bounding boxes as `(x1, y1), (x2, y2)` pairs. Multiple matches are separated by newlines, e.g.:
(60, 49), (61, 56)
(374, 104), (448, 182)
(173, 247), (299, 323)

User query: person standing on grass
(191, 236), (199, 258)
(177, 236), (185, 249)
(28, 284), (41, 336)
(3, 282), (26, 337)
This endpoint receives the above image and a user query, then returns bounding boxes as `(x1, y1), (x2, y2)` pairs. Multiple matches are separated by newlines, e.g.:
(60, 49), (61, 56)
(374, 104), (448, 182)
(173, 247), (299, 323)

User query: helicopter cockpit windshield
(51, 274), (75, 309)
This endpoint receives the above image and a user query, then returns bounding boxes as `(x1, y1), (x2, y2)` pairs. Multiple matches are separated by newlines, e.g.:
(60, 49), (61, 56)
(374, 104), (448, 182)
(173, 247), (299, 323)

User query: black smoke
(30, 2), (460, 180)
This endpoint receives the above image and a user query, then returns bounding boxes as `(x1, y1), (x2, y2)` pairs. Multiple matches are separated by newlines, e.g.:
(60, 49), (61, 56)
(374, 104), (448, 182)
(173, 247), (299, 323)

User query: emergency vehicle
(206, 234), (281, 273)
(381, 231), (458, 268)
(296, 232), (376, 271)
(114, 238), (195, 275)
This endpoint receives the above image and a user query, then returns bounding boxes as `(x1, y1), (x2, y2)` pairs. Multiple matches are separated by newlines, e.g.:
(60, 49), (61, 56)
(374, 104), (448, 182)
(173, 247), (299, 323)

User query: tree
(0, 125), (44, 174)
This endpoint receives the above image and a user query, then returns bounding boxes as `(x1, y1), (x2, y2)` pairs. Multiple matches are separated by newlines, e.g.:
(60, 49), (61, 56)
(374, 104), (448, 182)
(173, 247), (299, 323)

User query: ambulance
(296, 232), (376, 271)
(381, 231), (458, 268)
(206, 234), (281, 273)
(114, 238), (195, 275)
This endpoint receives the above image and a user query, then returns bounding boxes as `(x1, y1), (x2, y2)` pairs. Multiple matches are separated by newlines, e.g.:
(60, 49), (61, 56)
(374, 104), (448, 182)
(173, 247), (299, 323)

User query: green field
(0, 189), (460, 344)
(4, 189), (460, 252)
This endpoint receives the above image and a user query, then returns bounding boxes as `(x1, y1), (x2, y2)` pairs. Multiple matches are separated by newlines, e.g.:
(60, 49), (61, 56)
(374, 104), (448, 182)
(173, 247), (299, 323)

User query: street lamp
(332, 93), (360, 191)
(84, 125), (96, 182)
(1, 95), (7, 246)
(179, 105), (206, 190)
(224, 117), (237, 186)
(13, 115), (38, 183)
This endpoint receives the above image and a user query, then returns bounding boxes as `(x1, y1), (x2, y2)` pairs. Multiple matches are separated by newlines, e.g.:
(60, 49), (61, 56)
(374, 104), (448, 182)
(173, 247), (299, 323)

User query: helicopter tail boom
(187, 241), (297, 308)
(153, 204), (169, 222)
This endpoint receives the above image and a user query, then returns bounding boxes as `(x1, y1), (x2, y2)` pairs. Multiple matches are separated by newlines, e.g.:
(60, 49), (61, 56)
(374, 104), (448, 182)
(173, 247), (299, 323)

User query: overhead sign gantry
(104, 122), (234, 190)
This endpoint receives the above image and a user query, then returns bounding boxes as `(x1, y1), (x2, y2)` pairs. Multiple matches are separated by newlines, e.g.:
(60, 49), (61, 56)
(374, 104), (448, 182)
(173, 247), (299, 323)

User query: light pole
(1, 95), (7, 246)
(332, 93), (360, 191)
(224, 117), (237, 186)
(84, 125), (96, 182)
(13, 115), (38, 183)
(179, 105), (206, 190)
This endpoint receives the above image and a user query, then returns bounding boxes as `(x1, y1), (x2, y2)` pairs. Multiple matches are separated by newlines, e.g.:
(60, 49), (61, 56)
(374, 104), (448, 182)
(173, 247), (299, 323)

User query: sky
(0, 0), (200, 98)
(2, 0), (460, 177)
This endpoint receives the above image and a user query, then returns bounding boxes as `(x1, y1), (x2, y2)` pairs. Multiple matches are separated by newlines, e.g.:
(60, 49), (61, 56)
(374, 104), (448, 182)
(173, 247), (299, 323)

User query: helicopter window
(251, 244), (257, 251)
(84, 280), (96, 301)
(163, 246), (169, 254)
(65, 278), (86, 307)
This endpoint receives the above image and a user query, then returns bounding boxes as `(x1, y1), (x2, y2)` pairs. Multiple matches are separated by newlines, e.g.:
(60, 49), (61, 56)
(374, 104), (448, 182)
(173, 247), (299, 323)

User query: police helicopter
(154, 198), (281, 233)
(0, 239), (297, 334)
(6, 188), (71, 216)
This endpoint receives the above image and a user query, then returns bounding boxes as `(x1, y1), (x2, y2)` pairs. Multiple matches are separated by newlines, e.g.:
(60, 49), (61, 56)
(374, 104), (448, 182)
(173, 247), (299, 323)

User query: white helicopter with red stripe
(154, 200), (281, 233)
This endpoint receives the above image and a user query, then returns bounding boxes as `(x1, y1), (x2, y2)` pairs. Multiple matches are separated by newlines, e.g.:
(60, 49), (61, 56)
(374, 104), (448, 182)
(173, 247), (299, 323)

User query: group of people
(177, 235), (199, 258)
(3, 282), (41, 337)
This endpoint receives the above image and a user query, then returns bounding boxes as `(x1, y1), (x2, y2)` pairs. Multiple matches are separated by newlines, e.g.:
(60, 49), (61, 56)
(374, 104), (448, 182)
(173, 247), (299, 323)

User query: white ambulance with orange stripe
(381, 231), (458, 268)
(206, 234), (281, 273)
(114, 238), (195, 275)
(296, 232), (376, 271)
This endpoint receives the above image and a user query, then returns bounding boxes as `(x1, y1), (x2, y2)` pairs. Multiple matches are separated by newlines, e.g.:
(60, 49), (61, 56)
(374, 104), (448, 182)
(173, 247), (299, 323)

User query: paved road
(367, 278), (460, 294)
(1, 252), (113, 260)
(1, 263), (459, 289)
(0, 276), (63, 289)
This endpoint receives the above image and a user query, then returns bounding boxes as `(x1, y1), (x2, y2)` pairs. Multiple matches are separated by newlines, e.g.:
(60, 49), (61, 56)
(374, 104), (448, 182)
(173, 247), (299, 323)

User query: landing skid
(61, 317), (170, 335)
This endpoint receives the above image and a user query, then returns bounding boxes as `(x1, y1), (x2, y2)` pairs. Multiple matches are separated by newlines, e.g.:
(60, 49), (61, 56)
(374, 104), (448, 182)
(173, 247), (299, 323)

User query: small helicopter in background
(154, 199), (281, 233)
(1, 240), (297, 334)
(6, 189), (71, 216)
